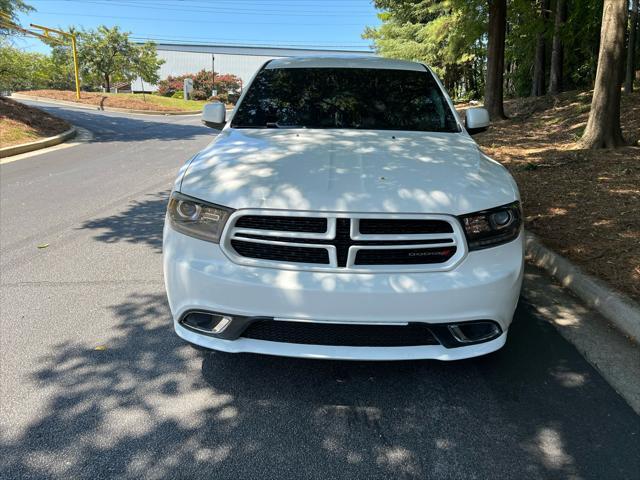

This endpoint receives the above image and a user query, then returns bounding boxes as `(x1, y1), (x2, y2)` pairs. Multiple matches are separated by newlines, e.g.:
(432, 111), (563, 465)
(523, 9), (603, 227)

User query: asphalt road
(1, 101), (639, 480)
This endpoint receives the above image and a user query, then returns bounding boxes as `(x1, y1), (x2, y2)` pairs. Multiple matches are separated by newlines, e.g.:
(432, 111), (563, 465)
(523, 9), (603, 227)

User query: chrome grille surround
(220, 209), (467, 273)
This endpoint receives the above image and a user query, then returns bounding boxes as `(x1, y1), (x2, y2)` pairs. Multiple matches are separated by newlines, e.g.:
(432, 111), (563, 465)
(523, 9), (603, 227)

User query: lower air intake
(241, 320), (440, 347)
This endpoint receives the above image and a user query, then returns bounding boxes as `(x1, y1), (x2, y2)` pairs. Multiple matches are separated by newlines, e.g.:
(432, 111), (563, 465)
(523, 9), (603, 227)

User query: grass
(115, 93), (207, 111)
(1, 96), (70, 148)
(460, 89), (640, 302)
(17, 90), (207, 112)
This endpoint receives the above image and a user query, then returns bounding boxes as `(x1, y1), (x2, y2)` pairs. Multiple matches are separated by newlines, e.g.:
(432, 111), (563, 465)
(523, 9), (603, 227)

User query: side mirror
(202, 102), (226, 129)
(465, 107), (490, 135)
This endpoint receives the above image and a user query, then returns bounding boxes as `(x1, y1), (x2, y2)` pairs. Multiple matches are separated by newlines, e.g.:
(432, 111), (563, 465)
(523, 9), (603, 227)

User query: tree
(132, 40), (163, 86)
(48, 44), (76, 90)
(77, 26), (163, 91)
(485, 0), (507, 119)
(531, 0), (550, 96)
(363, 0), (487, 100)
(0, 0), (33, 36)
(0, 39), (59, 91)
(0, 39), (27, 89)
(579, 0), (628, 148)
(624, 0), (639, 93)
(549, 0), (567, 93)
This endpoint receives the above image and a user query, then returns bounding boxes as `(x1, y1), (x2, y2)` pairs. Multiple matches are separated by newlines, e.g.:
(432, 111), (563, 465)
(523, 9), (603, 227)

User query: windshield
(231, 67), (460, 132)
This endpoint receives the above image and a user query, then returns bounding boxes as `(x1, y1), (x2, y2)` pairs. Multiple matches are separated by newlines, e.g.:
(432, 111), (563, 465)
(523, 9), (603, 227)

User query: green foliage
(76, 25), (164, 90)
(0, 0), (34, 36)
(0, 39), (58, 91)
(363, 0), (487, 99)
(505, 0), (603, 97)
(563, 0), (603, 88)
(157, 69), (242, 102)
(132, 40), (163, 85)
(47, 45), (76, 90)
(366, 0), (607, 100)
(0, 23), (164, 93)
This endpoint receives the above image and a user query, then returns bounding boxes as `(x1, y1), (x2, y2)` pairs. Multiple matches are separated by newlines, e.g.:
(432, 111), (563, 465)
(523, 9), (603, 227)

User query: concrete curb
(525, 231), (640, 343)
(0, 127), (77, 158)
(10, 93), (202, 116)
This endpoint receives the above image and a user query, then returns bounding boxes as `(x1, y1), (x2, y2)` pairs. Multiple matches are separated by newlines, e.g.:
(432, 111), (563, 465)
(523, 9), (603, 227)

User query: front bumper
(163, 223), (524, 361)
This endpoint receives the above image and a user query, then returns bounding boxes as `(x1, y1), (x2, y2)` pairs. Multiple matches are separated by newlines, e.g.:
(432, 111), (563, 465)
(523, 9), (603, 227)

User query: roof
(148, 43), (376, 58)
(266, 55), (425, 71)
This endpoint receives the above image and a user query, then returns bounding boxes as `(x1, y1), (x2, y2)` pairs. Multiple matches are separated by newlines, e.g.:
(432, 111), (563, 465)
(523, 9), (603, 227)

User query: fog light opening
(181, 312), (233, 334)
(448, 321), (501, 344)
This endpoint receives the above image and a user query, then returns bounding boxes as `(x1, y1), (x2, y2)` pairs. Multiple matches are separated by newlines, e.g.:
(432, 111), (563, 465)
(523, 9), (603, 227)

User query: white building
(134, 43), (376, 92)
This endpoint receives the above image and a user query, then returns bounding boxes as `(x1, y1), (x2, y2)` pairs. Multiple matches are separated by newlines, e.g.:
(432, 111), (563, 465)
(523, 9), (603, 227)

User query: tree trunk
(624, 0), (639, 94)
(531, 0), (550, 96)
(467, 63), (477, 99)
(105, 74), (110, 92)
(485, 0), (507, 120)
(579, 0), (629, 149)
(549, 0), (567, 94)
(531, 35), (546, 96)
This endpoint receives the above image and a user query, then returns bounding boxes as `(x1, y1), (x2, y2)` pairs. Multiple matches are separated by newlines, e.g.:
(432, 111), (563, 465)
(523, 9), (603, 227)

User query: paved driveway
(1, 101), (638, 479)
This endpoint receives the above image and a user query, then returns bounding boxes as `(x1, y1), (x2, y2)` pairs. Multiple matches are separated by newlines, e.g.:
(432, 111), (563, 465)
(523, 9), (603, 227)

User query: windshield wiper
(265, 122), (306, 129)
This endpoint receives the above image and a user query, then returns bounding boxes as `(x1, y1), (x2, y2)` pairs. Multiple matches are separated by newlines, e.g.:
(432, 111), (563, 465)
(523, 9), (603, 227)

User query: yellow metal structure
(30, 24), (81, 100)
(0, 14), (81, 100)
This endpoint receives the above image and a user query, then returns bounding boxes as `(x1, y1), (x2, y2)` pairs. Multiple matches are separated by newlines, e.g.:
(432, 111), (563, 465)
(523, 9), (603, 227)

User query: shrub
(156, 70), (242, 101)
(190, 89), (208, 100)
(209, 93), (224, 103)
(157, 75), (184, 97)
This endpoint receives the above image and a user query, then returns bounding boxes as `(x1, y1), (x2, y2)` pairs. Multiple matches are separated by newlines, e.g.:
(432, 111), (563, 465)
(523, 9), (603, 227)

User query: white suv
(163, 56), (524, 361)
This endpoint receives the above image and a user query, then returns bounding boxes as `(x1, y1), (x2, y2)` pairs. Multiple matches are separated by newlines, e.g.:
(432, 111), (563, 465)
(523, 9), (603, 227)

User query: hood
(180, 128), (519, 216)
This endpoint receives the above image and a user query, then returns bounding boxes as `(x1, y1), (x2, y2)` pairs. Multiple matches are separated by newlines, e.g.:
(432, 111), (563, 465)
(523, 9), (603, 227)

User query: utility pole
(211, 54), (216, 98)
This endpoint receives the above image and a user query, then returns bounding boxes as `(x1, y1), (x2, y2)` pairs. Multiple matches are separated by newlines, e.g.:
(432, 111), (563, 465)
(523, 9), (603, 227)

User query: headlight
(167, 192), (234, 243)
(458, 201), (522, 250)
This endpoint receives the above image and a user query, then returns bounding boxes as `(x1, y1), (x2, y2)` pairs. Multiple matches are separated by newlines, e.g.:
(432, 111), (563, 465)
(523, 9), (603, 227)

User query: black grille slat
(231, 239), (329, 264)
(242, 321), (439, 347)
(235, 215), (327, 233)
(355, 247), (457, 265)
(359, 219), (452, 235)
(234, 233), (452, 246)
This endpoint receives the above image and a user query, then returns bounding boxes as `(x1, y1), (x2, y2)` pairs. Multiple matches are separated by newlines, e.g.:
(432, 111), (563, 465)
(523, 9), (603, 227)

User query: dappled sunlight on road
(2, 287), (638, 478)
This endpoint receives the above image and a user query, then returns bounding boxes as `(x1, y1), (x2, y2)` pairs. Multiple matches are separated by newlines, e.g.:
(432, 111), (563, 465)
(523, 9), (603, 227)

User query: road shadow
(18, 103), (214, 143)
(1, 287), (639, 479)
(79, 191), (169, 253)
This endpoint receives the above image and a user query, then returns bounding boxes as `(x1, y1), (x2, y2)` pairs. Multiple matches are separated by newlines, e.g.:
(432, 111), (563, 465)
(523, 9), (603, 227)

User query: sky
(13, 0), (382, 54)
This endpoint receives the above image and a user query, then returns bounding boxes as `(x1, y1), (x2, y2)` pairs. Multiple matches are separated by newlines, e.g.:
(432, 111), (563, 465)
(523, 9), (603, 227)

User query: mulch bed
(467, 90), (640, 302)
(1, 96), (70, 148)
(17, 90), (184, 111)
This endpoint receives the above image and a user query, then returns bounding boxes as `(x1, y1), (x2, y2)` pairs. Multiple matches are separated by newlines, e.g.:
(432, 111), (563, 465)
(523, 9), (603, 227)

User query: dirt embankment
(1, 96), (70, 148)
(467, 90), (640, 301)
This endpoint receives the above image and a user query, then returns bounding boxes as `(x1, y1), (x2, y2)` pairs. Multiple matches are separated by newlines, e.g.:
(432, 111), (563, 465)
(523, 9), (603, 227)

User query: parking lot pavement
(1, 101), (639, 479)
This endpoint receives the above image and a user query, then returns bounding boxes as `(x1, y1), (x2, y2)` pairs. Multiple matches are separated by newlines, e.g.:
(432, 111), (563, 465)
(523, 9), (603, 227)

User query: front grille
(223, 211), (465, 271)
(242, 320), (440, 347)
(359, 218), (453, 235)
(235, 215), (327, 233)
(231, 239), (330, 264)
(355, 247), (457, 265)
